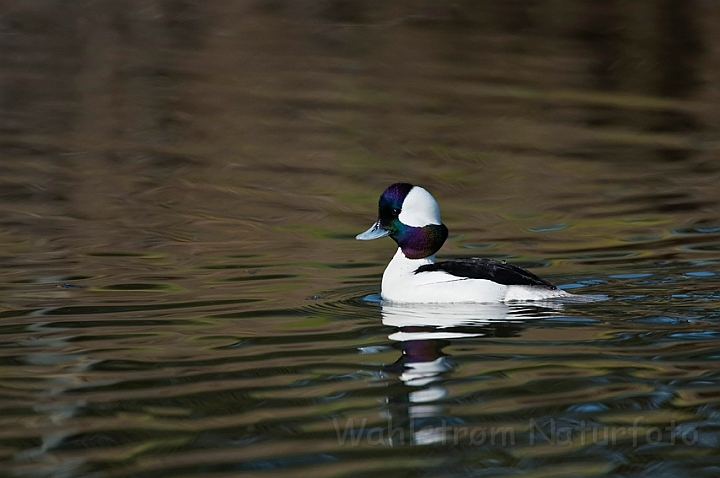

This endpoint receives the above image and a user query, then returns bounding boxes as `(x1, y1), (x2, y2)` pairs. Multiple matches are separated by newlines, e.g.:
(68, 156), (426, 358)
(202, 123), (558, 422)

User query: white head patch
(398, 186), (442, 227)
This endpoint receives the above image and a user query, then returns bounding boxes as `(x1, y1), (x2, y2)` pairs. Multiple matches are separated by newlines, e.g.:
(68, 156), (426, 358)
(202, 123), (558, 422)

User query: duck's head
(356, 183), (449, 259)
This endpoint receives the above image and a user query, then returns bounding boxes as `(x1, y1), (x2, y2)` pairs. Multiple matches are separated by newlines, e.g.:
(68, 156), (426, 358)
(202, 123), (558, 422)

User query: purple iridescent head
(356, 183), (449, 259)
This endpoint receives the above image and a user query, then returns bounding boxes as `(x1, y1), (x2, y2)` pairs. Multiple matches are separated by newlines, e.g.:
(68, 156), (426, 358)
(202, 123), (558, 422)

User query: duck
(356, 182), (572, 303)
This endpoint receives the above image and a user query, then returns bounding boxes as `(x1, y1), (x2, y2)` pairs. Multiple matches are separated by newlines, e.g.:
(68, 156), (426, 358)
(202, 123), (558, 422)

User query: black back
(414, 258), (556, 289)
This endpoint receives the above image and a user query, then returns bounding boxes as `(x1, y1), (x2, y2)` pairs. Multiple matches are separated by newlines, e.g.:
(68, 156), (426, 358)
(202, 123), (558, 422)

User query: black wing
(414, 258), (556, 289)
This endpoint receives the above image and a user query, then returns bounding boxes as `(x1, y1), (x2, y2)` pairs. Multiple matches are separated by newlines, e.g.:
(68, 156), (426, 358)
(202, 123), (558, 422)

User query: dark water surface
(2, 2), (720, 477)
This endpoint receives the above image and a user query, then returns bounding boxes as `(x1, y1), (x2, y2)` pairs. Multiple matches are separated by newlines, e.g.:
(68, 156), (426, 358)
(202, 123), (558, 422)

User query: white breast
(380, 249), (507, 303)
(380, 248), (572, 303)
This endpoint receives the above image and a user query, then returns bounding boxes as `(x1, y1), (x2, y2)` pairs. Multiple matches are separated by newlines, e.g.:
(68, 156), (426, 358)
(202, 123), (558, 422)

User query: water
(2, 2), (720, 477)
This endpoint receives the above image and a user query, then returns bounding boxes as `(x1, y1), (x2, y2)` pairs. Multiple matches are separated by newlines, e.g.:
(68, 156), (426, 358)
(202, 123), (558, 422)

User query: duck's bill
(356, 221), (390, 240)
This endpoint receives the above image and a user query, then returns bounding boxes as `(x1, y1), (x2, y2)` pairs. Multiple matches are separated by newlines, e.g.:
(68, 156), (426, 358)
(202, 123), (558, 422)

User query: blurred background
(2, 2), (720, 477)
(2, 1), (719, 288)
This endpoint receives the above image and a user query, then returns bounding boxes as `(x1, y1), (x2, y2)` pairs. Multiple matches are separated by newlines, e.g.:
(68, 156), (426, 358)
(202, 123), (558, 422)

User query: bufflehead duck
(356, 183), (571, 303)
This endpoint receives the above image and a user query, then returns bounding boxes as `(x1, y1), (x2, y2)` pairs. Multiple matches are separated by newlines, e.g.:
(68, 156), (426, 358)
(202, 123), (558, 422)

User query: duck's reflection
(377, 302), (559, 446)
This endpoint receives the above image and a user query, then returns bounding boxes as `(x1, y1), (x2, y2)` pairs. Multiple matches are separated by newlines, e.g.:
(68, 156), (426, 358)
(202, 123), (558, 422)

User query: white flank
(381, 248), (573, 303)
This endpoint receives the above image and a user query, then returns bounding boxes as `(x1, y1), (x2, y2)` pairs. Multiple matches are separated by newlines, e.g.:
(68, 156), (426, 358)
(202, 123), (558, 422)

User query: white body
(381, 248), (572, 304)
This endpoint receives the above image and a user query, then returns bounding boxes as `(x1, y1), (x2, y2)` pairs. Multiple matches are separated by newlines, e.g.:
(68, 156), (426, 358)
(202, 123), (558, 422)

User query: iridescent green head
(357, 183), (448, 259)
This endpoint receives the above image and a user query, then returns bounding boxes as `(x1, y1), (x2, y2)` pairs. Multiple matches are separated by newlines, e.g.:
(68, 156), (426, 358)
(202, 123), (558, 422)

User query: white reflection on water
(374, 301), (569, 446)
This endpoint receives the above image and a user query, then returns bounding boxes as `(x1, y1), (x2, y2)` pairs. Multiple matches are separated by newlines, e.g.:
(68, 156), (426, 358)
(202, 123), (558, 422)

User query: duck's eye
(392, 208), (400, 216)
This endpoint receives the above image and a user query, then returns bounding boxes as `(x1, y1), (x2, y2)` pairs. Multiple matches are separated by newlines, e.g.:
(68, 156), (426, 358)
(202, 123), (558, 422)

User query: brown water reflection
(2, 1), (720, 477)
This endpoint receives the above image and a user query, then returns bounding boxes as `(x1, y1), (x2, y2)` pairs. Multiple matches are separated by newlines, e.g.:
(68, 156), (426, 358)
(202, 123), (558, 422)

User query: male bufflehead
(356, 183), (571, 303)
